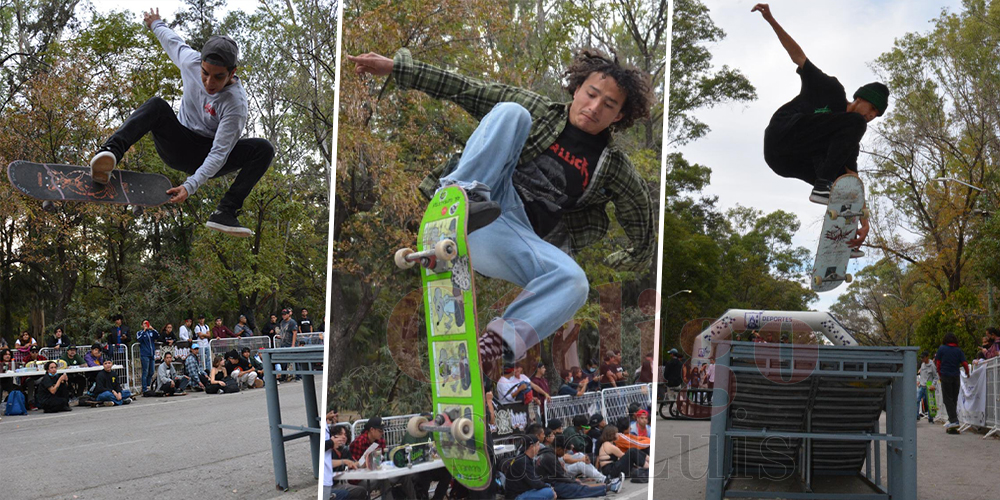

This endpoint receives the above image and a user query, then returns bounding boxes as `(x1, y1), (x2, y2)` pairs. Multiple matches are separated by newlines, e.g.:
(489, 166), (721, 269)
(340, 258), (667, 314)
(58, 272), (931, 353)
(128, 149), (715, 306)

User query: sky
(86, 0), (261, 19)
(679, 0), (965, 312)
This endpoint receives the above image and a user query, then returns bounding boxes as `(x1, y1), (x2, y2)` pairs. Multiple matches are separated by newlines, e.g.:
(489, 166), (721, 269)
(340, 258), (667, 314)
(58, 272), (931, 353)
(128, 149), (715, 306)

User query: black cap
(572, 415), (589, 427)
(547, 418), (563, 430)
(363, 416), (383, 431)
(523, 434), (539, 446)
(202, 35), (238, 69)
(589, 413), (605, 427)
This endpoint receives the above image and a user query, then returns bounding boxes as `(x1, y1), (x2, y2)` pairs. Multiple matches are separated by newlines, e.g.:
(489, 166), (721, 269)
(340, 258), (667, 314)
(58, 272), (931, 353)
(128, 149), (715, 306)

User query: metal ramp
(706, 341), (918, 499)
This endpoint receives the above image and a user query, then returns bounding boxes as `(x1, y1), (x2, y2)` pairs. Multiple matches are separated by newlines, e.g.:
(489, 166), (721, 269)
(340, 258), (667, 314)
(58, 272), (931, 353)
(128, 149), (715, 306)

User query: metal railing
(601, 383), (653, 425)
(351, 413), (420, 450)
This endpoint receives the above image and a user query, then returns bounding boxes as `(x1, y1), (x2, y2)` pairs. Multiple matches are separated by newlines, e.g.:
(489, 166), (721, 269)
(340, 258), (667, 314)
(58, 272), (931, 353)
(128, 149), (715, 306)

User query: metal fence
(208, 335), (273, 362)
(352, 413), (420, 449)
(957, 356), (1000, 438)
(544, 391), (604, 430)
(601, 383), (653, 425)
(297, 332), (324, 346)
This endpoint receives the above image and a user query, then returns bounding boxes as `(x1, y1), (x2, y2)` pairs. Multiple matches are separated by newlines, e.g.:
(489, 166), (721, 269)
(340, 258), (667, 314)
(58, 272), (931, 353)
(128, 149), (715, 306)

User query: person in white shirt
(89, 8), (273, 237)
(178, 317), (193, 342)
(917, 351), (939, 423)
(194, 315), (212, 370)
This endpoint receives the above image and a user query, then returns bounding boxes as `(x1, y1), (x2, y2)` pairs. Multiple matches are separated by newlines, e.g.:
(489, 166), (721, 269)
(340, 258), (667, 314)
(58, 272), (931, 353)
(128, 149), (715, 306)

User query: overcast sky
(87, 0), (260, 20)
(678, 0), (964, 312)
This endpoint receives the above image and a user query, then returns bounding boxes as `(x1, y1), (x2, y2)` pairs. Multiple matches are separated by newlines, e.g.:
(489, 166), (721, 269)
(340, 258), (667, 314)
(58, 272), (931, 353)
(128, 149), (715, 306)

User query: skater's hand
(847, 216), (870, 249)
(347, 53), (393, 77)
(751, 3), (774, 22)
(143, 8), (161, 29)
(167, 185), (189, 204)
(606, 250), (646, 272)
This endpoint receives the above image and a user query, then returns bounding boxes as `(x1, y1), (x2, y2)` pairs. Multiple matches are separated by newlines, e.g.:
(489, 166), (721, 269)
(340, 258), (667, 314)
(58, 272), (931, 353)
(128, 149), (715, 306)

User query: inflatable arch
(691, 309), (857, 365)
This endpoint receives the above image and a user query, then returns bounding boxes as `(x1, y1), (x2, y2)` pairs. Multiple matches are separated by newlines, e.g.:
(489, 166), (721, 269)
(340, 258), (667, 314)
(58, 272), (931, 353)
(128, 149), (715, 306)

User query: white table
(0, 364), (122, 379)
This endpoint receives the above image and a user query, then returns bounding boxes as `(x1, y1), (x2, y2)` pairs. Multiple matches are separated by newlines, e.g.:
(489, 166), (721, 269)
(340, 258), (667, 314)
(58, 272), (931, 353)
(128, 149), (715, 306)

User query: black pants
(940, 375), (960, 424)
(763, 111), (867, 186)
(38, 395), (70, 412)
(102, 97), (274, 212)
(601, 448), (645, 478)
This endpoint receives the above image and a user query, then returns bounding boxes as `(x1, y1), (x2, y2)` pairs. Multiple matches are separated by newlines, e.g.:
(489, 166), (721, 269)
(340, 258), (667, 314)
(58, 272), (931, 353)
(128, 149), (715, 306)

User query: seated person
(154, 352), (189, 395)
(597, 425), (648, 479)
(46, 327), (72, 348)
(14, 331), (37, 353)
(241, 347), (264, 381)
(558, 368), (588, 397)
(60, 345), (88, 396)
(536, 433), (620, 498)
(37, 361), (72, 413)
(83, 343), (105, 392)
(22, 345), (47, 366)
(205, 355), (229, 394)
(562, 415), (593, 456)
(224, 349), (258, 389)
(325, 421), (366, 500)
(555, 435), (607, 483)
(349, 416), (387, 461)
(629, 409), (651, 438)
(184, 344), (209, 391)
(497, 364), (534, 405)
(94, 358), (132, 405)
(587, 414), (606, 448)
(1, 349), (19, 403)
(499, 435), (554, 500)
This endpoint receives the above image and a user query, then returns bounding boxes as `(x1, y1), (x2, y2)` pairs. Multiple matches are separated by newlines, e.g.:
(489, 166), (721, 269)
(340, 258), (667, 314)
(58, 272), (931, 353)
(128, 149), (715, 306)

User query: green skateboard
(927, 381), (937, 420)
(395, 186), (492, 490)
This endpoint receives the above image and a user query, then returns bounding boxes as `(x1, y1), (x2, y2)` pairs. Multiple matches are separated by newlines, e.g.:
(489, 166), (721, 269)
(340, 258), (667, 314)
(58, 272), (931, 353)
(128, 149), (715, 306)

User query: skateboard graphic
(811, 173), (867, 291)
(395, 186), (492, 490)
(388, 440), (436, 468)
(7, 160), (172, 210)
(927, 381), (937, 420)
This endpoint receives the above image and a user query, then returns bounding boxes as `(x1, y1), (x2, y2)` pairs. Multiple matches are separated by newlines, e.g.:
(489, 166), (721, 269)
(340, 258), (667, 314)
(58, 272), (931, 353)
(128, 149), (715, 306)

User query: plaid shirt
(349, 432), (386, 461)
(393, 49), (654, 268)
(185, 351), (206, 380)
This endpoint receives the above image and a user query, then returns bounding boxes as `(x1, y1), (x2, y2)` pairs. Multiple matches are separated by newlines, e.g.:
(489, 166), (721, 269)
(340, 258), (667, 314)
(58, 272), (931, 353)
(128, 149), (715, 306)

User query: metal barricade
(296, 332), (324, 346)
(979, 357), (1000, 438)
(544, 391), (603, 429)
(351, 413), (420, 449)
(209, 336), (273, 360)
(601, 383), (653, 425)
(39, 346), (69, 361)
(103, 343), (133, 392)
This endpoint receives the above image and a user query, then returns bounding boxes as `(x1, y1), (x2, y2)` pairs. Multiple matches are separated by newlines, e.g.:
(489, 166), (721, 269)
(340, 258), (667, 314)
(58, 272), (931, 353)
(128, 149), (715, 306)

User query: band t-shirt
(299, 317), (313, 333)
(520, 121), (607, 239)
(279, 319), (298, 348)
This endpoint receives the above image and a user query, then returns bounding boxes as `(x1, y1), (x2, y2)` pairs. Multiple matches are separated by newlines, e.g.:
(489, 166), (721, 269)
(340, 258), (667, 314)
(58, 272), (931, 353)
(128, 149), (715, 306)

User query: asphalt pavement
(1, 380), (320, 500)
(652, 413), (1000, 499)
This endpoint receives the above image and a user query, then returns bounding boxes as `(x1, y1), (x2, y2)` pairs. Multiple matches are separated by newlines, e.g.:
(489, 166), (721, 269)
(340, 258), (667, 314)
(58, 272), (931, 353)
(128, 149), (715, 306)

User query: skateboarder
(752, 3), (888, 254)
(348, 47), (655, 373)
(89, 8), (273, 237)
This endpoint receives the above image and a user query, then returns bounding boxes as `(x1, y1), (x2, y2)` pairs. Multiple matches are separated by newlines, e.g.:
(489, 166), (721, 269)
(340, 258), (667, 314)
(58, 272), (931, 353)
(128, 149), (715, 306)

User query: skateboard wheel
(435, 239), (458, 261)
(813, 275), (823, 286)
(845, 273), (853, 283)
(406, 415), (429, 438)
(395, 248), (415, 269)
(42, 200), (56, 213)
(132, 205), (144, 217)
(827, 209), (839, 220)
(451, 417), (474, 441)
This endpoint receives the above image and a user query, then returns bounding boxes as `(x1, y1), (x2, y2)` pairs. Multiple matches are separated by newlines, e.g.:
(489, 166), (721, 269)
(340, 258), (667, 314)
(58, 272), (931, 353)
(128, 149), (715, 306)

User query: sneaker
(809, 181), (832, 205)
(89, 150), (117, 184)
(102, 401), (116, 407)
(608, 475), (623, 494)
(928, 418), (934, 424)
(206, 210), (253, 237)
(850, 248), (865, 259)
(466, 191), (501, 233)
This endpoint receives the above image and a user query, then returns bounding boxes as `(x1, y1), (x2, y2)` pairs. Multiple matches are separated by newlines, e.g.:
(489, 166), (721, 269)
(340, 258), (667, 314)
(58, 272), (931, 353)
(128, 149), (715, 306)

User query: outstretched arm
(752, 4), (806, 67)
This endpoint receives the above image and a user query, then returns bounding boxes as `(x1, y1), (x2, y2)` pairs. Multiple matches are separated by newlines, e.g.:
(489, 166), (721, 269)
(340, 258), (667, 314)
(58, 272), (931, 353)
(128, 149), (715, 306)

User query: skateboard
(7, 160), (172, 212)
(388, 440), (436, 468)
(946, 425), (961, 434)
(811, 173), (867, 291)
(395, 186), (492, 490)
(927, 381), (937, 420)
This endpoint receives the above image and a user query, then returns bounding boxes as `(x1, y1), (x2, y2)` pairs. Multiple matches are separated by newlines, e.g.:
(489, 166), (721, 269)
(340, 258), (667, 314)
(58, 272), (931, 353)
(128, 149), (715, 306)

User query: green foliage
(913, 287), (982, 358)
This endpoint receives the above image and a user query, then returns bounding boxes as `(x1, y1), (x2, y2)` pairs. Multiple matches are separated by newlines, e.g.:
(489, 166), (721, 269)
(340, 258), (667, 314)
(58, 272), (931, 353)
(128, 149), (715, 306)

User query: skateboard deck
(389, 440), (435, 468)
(812, 173), (866, 292)
(395, 186), (492, 490)
(7, 160), (172, 207)
(927, 381), (937, 420)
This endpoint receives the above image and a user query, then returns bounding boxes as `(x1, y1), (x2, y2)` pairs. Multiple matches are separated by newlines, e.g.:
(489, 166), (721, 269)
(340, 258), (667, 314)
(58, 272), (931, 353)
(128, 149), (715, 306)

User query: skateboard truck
(395, 239), (458, 270)
(407, 412), (475, 442)
(827, 207), (869, 220)
(812, 272), (853, 287)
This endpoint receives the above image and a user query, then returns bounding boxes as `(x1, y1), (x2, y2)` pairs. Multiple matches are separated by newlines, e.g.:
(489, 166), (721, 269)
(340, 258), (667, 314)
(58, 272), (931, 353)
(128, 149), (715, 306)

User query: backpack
(223, 375), (240, 393)
(4, 390), (27, 415)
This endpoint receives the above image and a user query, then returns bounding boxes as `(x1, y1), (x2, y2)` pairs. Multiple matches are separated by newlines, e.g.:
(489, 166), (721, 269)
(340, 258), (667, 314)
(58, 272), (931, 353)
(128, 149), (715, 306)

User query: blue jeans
(141, 356), (154, 392)
(96, 389), (132, 405)
(442, 103), (590, 359)
(515, 487), (556, 500)
(551, 482), (606, 499)
(917, 385), (927, 415)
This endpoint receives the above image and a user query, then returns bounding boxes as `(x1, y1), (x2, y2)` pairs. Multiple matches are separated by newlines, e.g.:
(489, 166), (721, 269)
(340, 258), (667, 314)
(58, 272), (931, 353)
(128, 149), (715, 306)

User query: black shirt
(225, 357), (252, 375)
(38, 374), (69, 404)
(299, 317), (313, 333)
(772, 59), (847, 126)
(501, 453), (548, 498)
(665, 357), (684, 387)
(94, 370), (122, 394)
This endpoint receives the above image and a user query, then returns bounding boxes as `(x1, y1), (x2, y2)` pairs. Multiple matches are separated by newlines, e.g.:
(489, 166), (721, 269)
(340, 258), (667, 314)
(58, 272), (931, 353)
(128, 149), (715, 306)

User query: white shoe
(89, 151), (117, 184)
(850, 248), (865, 259)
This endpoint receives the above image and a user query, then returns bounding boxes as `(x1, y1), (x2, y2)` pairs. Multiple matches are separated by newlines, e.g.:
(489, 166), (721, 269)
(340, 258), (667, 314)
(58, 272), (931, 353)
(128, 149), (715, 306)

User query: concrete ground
(652, 413), (1000, 499)
(1, 380), (321, 500)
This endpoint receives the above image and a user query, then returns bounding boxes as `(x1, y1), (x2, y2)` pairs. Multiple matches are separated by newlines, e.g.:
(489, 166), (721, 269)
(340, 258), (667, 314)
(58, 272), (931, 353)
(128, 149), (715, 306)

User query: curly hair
(563, 49), (654, 132)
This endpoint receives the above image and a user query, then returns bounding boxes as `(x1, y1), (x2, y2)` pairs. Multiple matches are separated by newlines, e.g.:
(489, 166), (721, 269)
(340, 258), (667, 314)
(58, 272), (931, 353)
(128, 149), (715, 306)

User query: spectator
(161, 323), (177, 344)
(587, 414), (605, 448)
(536, 433), (620, 498)
(936, 332), (970, 431)
(263, 313), (280, 344)
(224, 349), (257, 389)
(554, 434), (608, 484)
(106, 314), (130, 349)
(500, 435), (554, 500)
(155, 352), (190, 395)
(547, 418), (564, 435)
(185, 344), (209, 391)
(637, 353), (654, 383)
(597, 425), (648, 479)
(498, 364), (535, 405)
(136, 320), (160, 393)
(703, 357), (717, 403)
(60, 345), (88, 396)
(14, 330), (36, 353)
(1, 349), (18, 403)
(45, 327), (72, 348)
(241, 347), (264, 382)
(299, 308), (313, 333)
(629, 409), (651, 438)
(917, 351), (938, 424)
(194, 315), (211, 370)
(94, 358), (132, 406)
(212, 317), (236, 339)
(982, 327), (999, 360)
(276, 308), (299, 348)
(563, 415), (592, 456)
(349, 416), (387, 461)
(664, 349), (684, 390)
(205, 355), (229, 394)
(557, 369), (586, 397)
(178, 317), (194, 342)
(84, 343), (105, 367)
(37, 361), (72, 413)
(23, 345), (47, 365)
(600, 350), (625, 389)
(583, 360), (602, 392)
(530, 362), (553, 406)
(325, 419), (366, 500)
(234, 315), (253, 337)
